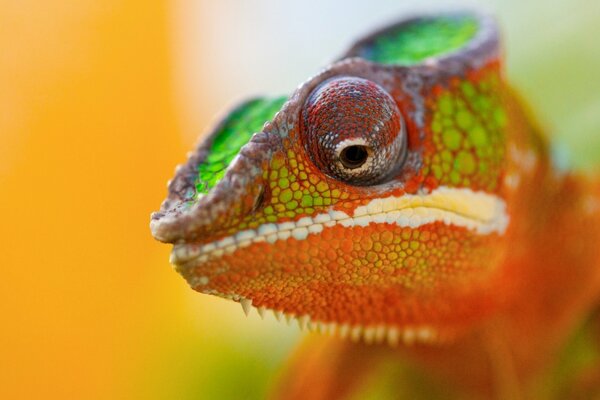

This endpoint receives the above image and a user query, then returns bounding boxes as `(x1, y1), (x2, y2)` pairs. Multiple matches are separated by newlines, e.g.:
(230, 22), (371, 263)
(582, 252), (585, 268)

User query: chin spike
(240, 299), (252, 316)
(350, 326), (363, 342)
(338, 324), (350, 339)
(297, 315), (310, 330)
(257, 306), (266, 319)
(364, 327), (376, 344)
(387, 328), (400, 347)
(284, 313), (294, 325)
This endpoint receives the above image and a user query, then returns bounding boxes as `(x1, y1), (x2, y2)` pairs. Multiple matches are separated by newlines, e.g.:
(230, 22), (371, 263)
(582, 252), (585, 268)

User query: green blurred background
(1, 0), (599, 399)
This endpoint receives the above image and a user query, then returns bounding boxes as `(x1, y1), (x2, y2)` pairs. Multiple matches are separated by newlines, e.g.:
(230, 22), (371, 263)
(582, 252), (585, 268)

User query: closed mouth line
(170, 186), (508, 266)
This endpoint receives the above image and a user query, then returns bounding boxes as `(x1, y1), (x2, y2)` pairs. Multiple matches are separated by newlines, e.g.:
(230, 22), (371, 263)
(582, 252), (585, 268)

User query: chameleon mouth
(170, 186), (509, 266)
(169, 186), (508, 346)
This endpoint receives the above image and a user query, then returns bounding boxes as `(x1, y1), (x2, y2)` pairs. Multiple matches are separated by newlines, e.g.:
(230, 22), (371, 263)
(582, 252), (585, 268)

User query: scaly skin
(151, 12), (600, 398)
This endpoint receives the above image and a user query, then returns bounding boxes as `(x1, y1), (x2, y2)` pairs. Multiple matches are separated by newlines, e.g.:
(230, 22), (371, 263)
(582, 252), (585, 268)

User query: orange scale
(340, 227), (355, 239)
(309, 258), (322, 268)
(307, 233), (324, 246)
(320, 228), (335, 241)
(325, 260), (339, 271)
(360, 238), (374, 251)
(356, 250), (369, 262)
(307, 247), (321, 259)
(340, 238), (354, 252)
(273, 248), (292, 264)
(297, 238), (311, 251)
(358, 222), (372, 233)
(297, 252), (310, 264)
(380, 230), (394, 244)
(303, 264), (314, 274)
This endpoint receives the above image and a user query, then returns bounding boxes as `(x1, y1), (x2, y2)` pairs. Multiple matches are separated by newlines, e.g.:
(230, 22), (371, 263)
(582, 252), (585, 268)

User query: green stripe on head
(360, 15), (478, 65)
(196, 96), (287, 194)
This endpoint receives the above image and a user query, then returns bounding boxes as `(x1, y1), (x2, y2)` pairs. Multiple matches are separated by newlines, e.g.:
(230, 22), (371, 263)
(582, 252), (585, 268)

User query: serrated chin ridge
(235, 297), (444, 346)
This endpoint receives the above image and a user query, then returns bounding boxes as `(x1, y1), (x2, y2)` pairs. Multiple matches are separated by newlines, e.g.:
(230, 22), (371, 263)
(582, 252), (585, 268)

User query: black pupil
(340, 145), (369, 169)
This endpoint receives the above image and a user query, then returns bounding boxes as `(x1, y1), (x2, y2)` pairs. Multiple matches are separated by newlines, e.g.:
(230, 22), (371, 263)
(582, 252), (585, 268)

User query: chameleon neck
(403, 171), (600, 396)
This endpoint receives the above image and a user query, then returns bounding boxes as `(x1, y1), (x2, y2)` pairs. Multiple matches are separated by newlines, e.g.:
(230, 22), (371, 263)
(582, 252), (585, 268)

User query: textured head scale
(151, 12), (515, 344)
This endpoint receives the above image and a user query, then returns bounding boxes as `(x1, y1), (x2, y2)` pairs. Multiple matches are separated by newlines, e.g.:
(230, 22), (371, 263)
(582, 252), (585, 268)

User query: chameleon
(151, 11), (600, 399)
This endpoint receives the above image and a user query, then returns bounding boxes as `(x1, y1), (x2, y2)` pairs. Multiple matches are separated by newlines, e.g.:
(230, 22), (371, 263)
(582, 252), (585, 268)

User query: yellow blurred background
(1, 0), (598, 399)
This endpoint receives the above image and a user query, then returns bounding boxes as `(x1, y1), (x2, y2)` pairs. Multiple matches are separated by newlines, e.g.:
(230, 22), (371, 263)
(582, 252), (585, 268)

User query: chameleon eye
(302, 76), (407, 185)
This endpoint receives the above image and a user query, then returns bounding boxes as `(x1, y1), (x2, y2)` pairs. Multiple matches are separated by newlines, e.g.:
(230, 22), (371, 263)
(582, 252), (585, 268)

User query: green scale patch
(363, 15), (479, 65)
(425, 73), (507, 191)
(196, 97), (287, 194)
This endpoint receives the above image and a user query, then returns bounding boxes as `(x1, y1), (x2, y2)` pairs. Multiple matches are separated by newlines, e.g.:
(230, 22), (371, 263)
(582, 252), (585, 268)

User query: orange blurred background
(1, 1), (182, 398)
(1, 1), (302, 398)
(1, 1), (598, 399)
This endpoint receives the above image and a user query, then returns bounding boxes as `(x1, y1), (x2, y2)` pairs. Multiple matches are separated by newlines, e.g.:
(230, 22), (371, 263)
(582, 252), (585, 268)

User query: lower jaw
(209, 292), (451, 346)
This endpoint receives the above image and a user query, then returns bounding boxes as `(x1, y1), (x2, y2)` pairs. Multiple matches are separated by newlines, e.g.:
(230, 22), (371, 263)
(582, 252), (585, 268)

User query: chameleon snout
(150, 131), (274, 244)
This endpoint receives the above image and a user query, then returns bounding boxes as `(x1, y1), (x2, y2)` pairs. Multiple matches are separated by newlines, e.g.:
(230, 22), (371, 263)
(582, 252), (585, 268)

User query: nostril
(151, 211), (164, 220)
(252, 186), (266, 214)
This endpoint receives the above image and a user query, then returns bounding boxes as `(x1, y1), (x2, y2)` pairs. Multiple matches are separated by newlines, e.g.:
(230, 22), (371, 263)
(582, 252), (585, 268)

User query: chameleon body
(151, 12), (600, 398)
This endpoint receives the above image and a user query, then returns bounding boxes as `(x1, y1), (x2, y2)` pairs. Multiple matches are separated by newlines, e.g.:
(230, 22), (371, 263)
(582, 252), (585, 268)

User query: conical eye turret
(301, 77), (407, 186)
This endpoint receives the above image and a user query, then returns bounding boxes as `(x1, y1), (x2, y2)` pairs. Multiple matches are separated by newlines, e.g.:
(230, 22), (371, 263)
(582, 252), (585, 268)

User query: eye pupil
(340, 145), (369, 169)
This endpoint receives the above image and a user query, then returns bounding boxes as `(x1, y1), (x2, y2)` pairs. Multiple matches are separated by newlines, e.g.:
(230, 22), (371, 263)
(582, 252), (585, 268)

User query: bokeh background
(2, 0), (599, 398)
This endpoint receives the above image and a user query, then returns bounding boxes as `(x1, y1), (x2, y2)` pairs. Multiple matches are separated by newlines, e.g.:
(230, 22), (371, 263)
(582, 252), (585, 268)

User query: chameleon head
(151, 12), (515, 345)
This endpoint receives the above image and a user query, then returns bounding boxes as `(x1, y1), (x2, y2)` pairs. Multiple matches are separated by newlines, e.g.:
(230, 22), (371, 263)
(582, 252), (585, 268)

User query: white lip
(171, 186), (509, 266)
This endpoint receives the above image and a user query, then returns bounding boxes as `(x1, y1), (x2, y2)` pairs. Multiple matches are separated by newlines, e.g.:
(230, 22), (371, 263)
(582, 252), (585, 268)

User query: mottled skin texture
(151, 12), (600, 399)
